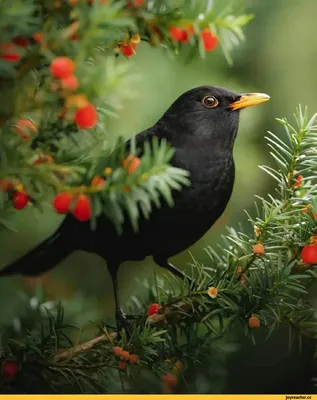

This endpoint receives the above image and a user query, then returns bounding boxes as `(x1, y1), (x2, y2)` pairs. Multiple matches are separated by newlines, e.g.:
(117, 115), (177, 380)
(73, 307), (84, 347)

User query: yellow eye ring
(202, 96), (219, 108)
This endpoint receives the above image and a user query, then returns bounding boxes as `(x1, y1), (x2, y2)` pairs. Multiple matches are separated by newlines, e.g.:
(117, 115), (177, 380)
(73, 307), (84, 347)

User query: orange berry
(118, 360), (126, 371)
(74, 103), (98, 129)
(120, 350), (130, 361)
(302, 204), (317, 220)
(60, 75), (78, 91)
(0, 179), (13, 192)
(50, 57), (75, 79)
(13, 192), (29, 210)
(248, 314), (260, 329)
(72, 194), (92, 221)
(91, 176), (105, 188)
(129, 354), (139, 365)
(65, 94), (88, 109)
(207, 287), (218, 299)
(16, 119), (37, 140)
(103, 167), (112, 175)
(112, 346), (123, 357)
(122, 155), (141, 174)
(53, 192), (73, 214)
(130, 33), (141, 44)
(253, 243), (265, 255)
(33, 33), (42, 42)
(201, 29), (218, 51)
(162, 373), (178, 388)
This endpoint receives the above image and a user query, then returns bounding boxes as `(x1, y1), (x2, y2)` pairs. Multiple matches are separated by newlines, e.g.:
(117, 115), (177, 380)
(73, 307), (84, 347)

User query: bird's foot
(115, 308), (131, 339)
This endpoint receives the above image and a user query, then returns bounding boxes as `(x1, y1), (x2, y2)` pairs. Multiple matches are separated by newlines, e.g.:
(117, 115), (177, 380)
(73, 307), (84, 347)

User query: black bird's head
(158, 86), (270, 152)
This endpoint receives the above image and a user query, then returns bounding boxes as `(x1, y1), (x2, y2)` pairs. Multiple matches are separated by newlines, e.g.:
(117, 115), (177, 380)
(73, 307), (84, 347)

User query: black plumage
(0, 86), (269, 330)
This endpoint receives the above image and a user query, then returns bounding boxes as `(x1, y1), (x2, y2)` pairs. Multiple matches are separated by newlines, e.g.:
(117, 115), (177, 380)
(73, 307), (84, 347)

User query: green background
(1, 0), (317, 393)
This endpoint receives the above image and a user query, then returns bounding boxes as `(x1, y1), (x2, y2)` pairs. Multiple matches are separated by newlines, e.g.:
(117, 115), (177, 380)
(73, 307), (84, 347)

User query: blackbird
(0, 86), (269, 331)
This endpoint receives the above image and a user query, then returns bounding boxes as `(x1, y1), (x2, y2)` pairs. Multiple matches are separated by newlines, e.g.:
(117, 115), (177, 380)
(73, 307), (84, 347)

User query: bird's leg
(153, 256), (193, 286)
(108, 264), (130, 337)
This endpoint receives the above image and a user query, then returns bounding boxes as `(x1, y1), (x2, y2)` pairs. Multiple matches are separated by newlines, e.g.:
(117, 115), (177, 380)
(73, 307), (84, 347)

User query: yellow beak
(229, 92), (270, 110)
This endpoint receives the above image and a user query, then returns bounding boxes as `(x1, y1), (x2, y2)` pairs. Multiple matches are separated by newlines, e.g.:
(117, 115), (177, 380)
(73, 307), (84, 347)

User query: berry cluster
(53, 192), (92, 222)
(0, 36), (30, 63)
(112, 346), (140, 371)
(0, 179), (29, 210)
(51, 155), (140, 221)
(50, 57), (98, 129)
(169, 25), (218, 52)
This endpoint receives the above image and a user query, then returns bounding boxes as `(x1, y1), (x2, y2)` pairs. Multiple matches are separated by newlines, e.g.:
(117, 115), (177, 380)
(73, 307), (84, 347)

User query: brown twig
(52, 331), (117, 363)
(51, 300), (191, 363)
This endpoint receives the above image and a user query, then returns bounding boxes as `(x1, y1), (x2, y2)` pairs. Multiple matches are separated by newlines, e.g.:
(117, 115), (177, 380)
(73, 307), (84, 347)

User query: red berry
(74, 103), (98, 129)
(293, 174), (303, 188)
(1, 52), (20, 62)
(147, 303), (160, 316)
(12, 37), (29, 47)
(120, 43), (136, 57)
(118, 360), (126, 371)
(72, 194), (92, 221)
(169, 26), (190, 42)
(2, 361), (18, 378)
(50, 57), (75, 79)
(13, 191), (29, 210)
(53, 192), (73, 214)
(60, 75), (78, 91)
(201, 29), (218, 51)
(301, 245), (317, 265)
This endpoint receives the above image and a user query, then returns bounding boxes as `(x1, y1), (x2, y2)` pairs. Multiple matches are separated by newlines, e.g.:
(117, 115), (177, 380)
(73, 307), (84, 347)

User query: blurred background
(1, 0), (317, 393)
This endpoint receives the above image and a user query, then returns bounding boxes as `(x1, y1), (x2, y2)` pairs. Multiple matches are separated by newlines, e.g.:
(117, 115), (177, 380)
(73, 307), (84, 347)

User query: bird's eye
(202, 96), (219, 108)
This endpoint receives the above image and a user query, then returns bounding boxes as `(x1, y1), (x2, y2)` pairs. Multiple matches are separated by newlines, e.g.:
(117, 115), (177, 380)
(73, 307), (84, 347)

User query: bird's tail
(0, 227), (72, 277)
